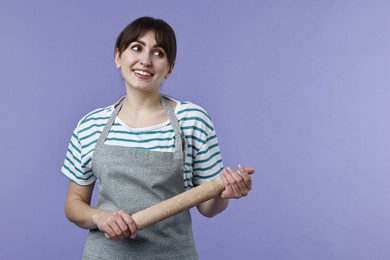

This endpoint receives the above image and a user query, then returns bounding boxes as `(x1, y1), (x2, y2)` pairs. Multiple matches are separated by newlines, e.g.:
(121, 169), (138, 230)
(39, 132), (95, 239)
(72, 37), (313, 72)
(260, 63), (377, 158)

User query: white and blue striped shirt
(61, 97), (224, 190)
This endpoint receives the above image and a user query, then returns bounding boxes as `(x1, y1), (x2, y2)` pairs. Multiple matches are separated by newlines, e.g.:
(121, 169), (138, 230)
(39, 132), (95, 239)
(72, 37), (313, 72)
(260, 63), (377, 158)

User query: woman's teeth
(134, 70), (152, 76)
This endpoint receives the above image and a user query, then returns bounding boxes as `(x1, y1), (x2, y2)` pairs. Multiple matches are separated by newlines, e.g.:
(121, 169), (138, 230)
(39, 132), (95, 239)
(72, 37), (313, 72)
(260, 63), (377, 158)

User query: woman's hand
(92, 210), (137, 240)
(220, 165), (254, 199)
(196, 165), (254, 217)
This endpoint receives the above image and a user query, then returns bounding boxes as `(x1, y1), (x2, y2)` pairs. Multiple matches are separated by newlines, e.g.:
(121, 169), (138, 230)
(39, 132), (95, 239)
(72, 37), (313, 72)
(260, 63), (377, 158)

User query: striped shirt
(61, 97), (224, 190)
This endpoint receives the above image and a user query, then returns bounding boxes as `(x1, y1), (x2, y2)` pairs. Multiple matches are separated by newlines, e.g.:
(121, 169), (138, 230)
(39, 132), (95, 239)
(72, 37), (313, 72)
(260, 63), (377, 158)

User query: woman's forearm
(65, 181), (101, 229)
(65, 196), (102, 229)
(196, 196), (229, 218)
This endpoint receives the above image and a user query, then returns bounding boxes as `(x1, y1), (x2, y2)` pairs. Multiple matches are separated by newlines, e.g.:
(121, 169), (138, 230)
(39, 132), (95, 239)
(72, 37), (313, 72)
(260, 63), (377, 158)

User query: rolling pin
(105, 167), (254, 238)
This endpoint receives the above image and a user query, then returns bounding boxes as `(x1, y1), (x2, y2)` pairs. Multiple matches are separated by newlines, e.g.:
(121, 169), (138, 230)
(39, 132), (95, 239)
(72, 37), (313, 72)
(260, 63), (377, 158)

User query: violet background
(1, 0), (389, 259)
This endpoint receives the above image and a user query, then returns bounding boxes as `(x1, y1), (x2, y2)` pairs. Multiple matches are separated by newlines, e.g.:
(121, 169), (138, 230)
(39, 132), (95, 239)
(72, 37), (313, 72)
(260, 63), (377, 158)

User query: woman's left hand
(220, 165), (254, 199)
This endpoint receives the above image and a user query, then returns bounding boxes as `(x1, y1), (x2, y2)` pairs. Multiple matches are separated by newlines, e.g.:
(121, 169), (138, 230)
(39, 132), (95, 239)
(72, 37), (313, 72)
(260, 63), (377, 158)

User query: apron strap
(161, 96), (185, 154)
(95, 96), (125, 150)
(95, 96), (186, 160)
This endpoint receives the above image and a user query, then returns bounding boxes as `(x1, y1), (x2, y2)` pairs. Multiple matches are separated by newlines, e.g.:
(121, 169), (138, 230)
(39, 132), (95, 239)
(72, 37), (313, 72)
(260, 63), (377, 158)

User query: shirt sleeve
(61, 127), (96, 185)
(192, 129), (224, 186)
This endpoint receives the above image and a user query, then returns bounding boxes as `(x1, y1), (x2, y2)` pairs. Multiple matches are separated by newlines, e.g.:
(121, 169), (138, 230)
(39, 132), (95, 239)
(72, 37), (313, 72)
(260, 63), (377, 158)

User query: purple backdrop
(1, 0), (389, 259)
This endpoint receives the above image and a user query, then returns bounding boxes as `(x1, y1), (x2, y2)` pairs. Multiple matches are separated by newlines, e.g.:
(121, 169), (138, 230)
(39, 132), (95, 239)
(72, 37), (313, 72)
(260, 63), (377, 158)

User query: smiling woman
(61, 16), (253, 260)
(115, 31), (173, 94)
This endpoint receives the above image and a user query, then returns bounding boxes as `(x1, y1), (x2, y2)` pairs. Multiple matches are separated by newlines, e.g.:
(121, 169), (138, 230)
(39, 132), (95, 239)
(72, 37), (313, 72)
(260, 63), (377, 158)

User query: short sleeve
(61, 127), (96, 185)
(192, 129), (224, 186)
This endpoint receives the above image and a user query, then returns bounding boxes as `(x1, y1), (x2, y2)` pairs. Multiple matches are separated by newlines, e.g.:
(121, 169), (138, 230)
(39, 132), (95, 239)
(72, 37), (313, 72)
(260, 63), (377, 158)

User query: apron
(82, 96), (198, 260)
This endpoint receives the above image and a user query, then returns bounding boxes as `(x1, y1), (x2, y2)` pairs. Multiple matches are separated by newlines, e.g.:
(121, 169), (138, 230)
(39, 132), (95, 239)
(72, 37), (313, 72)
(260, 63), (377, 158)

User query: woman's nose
(140, 53), (152, 66)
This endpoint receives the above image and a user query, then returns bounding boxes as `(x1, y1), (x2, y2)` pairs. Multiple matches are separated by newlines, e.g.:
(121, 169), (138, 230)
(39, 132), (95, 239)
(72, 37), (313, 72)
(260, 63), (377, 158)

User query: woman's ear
(115, 49), (121, 68)
(165, 62), (175, 79)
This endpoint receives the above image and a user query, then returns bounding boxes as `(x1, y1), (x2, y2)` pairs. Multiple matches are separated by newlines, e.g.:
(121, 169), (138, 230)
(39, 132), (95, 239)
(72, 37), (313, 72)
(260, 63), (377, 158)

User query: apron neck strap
(96, 96), (185, 155)
(96, 96), (125, 148)
(161, 96), (184, 153)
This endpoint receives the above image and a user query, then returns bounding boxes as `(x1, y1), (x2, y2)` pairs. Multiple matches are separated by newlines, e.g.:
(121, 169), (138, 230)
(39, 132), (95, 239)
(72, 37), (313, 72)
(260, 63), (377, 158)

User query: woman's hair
(115, 17), (177, 65)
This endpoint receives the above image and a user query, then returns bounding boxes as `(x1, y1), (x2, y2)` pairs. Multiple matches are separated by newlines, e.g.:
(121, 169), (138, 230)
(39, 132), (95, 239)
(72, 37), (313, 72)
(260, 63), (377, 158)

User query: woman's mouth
(133, 69), (153, 79)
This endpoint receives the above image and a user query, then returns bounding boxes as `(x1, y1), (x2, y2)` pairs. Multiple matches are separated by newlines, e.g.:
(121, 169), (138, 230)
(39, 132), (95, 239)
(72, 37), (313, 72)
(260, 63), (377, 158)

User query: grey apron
(82, 97), (198, 260)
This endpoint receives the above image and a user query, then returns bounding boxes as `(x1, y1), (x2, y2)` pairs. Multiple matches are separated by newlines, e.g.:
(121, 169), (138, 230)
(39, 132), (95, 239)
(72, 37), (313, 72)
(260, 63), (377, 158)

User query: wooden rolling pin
(105, 167), (254, 238)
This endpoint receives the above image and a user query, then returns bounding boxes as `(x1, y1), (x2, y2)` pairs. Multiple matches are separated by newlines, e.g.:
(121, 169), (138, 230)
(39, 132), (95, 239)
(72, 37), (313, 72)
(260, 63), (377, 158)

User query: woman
(62, 16), (253, 259)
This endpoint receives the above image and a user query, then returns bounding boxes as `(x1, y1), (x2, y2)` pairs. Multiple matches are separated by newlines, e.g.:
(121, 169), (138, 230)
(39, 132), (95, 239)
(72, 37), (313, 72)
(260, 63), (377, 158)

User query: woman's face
(115, 31), (174, 92)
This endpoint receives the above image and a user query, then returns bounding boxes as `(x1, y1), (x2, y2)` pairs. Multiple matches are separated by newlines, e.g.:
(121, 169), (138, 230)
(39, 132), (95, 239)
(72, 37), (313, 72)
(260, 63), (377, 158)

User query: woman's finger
(227, 167), (248, 196)
(119, 210), (137, 239)
(109, 219), (125, 240)
(224, 168), (242, 198)
(220, 170), (233, 199)
(244, 167), (255, 175)
(105, 222), (121, 240)
(115, 214), (131, 238)
(238, 164), (252, 190)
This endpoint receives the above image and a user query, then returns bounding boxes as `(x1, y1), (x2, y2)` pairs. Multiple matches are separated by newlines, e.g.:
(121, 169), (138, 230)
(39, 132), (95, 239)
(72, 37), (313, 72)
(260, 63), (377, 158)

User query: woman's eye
(131, 45), (141, 52)
(153, 50), (164, 57)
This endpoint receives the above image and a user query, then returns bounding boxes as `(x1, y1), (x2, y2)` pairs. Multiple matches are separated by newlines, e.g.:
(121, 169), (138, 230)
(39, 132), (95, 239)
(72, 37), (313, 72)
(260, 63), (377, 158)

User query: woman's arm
(196, 195), (229, 218)
(65, 181), (137, 240)
(65, 181), (97, 229)
(196, 165), (253, 217)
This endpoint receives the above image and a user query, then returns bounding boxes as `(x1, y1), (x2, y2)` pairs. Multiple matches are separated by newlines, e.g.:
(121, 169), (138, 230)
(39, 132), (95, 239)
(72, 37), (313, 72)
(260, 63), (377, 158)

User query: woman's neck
(123, 87), (162, 114)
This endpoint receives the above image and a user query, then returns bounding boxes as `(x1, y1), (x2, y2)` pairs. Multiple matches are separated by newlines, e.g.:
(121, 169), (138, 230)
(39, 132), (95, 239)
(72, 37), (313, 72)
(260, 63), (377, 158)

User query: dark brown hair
(115, 17), (177, 65)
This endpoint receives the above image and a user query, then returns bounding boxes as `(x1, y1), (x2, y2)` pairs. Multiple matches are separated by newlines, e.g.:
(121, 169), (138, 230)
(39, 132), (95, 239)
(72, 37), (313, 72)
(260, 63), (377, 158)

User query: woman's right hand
(92, 210), (137, 240)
